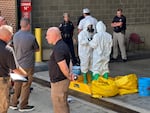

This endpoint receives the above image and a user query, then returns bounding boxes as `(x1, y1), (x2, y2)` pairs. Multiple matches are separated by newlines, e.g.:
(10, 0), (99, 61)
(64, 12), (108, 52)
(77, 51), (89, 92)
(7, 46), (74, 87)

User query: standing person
(0, 25), (27, 113)
(0, 16), (14, 48)
(78, 8), (97, 33)
(46, 27), (74, 113)
(0, 16), (7, 26)
(59, 13), (78, 66)
(10, 18), (39, 112)
(111, 8), (127, 62)
(78, 20), (95, 84)
(77, 14), (84, 26)
(89, 21), (112, 80)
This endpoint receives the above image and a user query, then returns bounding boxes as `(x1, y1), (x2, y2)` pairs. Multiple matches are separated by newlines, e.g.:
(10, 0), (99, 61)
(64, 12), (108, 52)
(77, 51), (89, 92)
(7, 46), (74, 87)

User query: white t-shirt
(78, 15), (98, 31)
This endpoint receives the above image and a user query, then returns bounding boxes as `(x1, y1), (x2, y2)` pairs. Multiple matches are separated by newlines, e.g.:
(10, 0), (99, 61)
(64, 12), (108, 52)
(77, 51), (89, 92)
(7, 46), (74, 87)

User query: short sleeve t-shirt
(112, 15), (126, 33)
(78, 15), (97, 32)
(0, 40), (17, 77)
(48, 39), (70, 83)
(13, 30), (39, 68)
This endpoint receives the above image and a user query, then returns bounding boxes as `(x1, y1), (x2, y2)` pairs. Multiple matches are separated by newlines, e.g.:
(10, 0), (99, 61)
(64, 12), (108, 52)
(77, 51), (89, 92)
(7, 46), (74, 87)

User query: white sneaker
(67, 97), (73, 103)
(19, 105), (35, 112)
(9, 106), (18, 110)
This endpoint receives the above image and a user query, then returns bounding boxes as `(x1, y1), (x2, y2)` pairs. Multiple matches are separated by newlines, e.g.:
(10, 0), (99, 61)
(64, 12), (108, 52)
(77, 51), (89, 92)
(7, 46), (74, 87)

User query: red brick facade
(0, 0), (17, 31)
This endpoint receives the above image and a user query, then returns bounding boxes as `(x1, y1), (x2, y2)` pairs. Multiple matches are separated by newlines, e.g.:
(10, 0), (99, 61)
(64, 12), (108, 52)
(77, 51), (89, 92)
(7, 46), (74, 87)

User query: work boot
(103, 72), (108, 79)
(93, 73), (100, 80)
(83, 73), (88, 84)
(89, 71), (93, 81)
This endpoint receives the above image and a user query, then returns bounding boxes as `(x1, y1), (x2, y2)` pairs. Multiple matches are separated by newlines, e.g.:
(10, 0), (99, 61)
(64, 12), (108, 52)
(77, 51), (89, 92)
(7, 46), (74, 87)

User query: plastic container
(72, 66), (81, 75)
(138, 77), (150, 96)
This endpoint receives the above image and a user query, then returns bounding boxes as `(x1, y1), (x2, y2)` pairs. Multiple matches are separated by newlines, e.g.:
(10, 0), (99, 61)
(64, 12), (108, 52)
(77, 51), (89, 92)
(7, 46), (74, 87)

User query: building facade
(32, 0), (150, 60)
(1, 0), (150, 60)
(0, 0), (17, 31)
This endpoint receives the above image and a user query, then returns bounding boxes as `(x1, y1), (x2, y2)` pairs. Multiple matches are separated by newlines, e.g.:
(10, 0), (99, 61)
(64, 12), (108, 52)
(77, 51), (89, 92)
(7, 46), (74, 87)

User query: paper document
(10, 73), (28, 82)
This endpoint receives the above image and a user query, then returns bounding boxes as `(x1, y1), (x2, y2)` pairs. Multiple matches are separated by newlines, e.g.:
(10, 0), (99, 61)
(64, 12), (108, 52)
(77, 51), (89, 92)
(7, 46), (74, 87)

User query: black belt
(62, 34), (72, 38)
(0, 77), (10, 83)
(114, 30), (125, 34)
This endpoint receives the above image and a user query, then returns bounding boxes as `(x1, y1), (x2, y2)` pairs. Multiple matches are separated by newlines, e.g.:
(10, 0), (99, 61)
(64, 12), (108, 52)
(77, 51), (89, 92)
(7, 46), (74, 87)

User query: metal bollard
(35, 28), (42, 62)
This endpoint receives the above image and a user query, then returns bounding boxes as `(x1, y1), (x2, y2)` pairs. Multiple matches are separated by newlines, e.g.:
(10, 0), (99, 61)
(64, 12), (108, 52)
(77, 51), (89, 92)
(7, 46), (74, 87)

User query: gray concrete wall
(31, 0), (150, 60)
(126, 24), (150, 49)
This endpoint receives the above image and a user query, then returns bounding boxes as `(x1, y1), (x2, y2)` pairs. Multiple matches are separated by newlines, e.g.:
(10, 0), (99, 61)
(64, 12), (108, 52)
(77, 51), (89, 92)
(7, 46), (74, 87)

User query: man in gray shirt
(10, 18), (39, 112)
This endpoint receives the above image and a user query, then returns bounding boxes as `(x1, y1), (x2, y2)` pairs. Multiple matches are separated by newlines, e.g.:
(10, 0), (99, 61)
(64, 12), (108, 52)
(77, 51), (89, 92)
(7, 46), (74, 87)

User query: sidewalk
(34, 50), (150, 72)
(34, 58), (150, 113)
(8, 83), (117, 113)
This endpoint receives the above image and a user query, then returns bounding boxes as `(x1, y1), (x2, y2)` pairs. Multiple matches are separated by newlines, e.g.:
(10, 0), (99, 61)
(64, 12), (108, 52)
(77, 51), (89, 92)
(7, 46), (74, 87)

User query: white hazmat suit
(78, 20), (94, 83)
(89, 21), (112, 80)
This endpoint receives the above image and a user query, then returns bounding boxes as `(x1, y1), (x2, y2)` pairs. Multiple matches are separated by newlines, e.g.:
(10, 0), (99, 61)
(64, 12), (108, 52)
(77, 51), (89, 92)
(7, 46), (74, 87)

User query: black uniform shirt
(0, 40), (17, 77)
(59, 21), (74, 39)
(112, 15), (126, 33)
(48, 39), (70, 83)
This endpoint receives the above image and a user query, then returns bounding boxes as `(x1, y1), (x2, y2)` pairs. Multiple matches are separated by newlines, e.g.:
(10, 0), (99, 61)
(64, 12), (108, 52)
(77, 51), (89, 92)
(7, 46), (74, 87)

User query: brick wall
(0, 0), (17, 31)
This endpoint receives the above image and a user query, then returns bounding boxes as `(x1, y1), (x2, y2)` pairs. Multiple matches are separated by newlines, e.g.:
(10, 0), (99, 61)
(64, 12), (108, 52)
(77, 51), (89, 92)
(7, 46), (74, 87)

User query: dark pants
(63, 38), (77, 65)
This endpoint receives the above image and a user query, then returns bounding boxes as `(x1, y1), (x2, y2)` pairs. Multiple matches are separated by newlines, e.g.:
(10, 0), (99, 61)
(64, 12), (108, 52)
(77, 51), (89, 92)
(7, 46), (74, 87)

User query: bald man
(46, 27), (74, 113)
(10, 18), (39, 112)
(0, 25), (27, 113)
(0, 16), (7, 26)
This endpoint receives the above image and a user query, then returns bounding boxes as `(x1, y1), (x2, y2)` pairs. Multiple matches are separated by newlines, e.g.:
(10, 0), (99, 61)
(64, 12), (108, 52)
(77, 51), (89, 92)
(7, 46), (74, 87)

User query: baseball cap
(83, 8), (90, 14)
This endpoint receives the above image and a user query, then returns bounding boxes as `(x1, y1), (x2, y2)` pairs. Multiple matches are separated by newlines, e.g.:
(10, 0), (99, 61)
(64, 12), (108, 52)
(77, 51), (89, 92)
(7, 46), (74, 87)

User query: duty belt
(63, 34), (71, 38)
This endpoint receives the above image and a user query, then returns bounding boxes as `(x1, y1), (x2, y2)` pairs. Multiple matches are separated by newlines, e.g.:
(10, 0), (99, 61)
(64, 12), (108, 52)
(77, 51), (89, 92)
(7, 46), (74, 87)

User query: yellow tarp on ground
(115, 74), (138, 95)
(91, 77), (119, 98)
(69, 73), (138, 98)
(91, 74), (138, 98)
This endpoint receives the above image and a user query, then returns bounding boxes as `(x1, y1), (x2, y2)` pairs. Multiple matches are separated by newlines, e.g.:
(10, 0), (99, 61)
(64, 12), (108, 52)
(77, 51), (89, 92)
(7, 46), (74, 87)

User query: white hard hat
(83, 8), (90, 14)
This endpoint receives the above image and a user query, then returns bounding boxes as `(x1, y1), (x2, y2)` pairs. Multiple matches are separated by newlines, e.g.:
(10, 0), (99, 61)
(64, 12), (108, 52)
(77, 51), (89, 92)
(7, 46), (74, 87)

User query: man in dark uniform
(59, 13), (78, 66)
(111, 8), (127, 62)
(46, 27), (74, 113)
(77, 15), (84, 26)
(0, 25), (27, 113)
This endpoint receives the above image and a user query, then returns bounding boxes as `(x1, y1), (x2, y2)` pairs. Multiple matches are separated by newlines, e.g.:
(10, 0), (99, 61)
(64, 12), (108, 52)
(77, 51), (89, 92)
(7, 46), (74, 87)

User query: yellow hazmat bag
(119, 89), (138, 95)
(115, 74), (138, 90)
(91, 77), (119, 98)
(115, 74), (138, 95)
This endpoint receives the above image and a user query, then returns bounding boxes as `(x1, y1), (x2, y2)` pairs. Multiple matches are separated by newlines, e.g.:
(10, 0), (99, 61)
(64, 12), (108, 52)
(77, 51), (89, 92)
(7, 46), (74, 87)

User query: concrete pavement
(9, 50), (150, 113)
(33, 58), (150, 113)
(8, 83), (117, 113)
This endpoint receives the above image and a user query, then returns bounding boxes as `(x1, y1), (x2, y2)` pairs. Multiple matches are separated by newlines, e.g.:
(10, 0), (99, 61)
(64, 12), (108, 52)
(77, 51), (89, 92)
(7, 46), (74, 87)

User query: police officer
(111, 8), (127, 62)
(59, 13), (78, 66)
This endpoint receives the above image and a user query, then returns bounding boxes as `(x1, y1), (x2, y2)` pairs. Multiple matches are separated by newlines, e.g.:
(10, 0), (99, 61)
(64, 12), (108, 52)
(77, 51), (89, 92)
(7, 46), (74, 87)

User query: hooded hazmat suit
(89, 21), (112, 80)
(78, 20), (95, 83)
